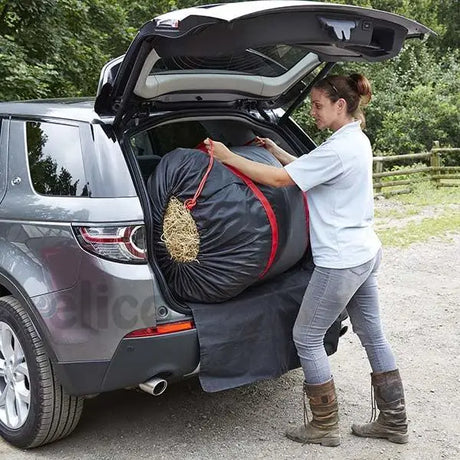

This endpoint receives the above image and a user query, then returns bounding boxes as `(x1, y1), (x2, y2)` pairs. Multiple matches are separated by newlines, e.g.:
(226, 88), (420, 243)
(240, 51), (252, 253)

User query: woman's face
(309, 88), (342, 131)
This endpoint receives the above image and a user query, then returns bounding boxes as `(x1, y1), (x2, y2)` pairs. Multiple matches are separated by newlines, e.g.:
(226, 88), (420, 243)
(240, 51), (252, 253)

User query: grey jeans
(293, 249), (397, 384)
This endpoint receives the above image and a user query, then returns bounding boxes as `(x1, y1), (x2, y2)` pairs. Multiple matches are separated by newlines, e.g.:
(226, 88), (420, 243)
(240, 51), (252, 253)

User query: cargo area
(130, 115), (311, 302)
(130, 117), (295, 183)
(128, 115), (342, 392)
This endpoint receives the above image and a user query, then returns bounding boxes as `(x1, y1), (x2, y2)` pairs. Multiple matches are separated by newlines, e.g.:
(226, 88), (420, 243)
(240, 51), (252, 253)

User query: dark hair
(312, 74), (372, 127)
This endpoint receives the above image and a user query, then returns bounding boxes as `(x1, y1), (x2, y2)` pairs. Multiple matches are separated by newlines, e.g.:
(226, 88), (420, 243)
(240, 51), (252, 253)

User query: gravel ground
(1, 223), (459, 459)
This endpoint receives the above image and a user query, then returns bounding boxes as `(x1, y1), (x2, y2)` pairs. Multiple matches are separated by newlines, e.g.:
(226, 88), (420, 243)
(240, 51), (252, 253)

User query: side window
(130, 130), (154, 157)
(26, 121), (89, 196)
(150, 121), (208, 155)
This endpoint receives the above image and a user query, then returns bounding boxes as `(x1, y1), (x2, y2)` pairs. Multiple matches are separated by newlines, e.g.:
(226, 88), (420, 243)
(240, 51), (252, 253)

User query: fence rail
(373, 144), (460, 196)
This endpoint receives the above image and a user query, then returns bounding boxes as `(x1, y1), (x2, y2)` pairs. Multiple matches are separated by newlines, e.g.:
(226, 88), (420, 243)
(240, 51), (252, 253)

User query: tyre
(0, 296), (84, 448)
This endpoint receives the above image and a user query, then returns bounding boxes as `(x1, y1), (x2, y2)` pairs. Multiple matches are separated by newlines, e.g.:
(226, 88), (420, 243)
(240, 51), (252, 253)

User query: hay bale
(161, 196), (200, 262)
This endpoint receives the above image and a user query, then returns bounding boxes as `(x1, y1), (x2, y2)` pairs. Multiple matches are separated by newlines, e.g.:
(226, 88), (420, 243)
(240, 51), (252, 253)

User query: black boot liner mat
(188, 259), (340, 393)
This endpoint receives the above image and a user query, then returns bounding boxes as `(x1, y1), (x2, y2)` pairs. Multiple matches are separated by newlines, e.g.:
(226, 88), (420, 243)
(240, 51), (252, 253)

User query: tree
(0, 0), (130, 100)
(437, 0), (460, 50)
(0, 0), (458, 156)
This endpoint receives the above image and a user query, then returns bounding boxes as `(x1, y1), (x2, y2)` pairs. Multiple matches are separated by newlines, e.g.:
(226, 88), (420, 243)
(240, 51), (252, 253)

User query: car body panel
(0, 99), (102, 123)
(0, 222), (83, 297)
(154, 0), (429, 34)
(54, 329), (199, 395)
(30, 254), (159, 362)
(0, 118), (8, 205)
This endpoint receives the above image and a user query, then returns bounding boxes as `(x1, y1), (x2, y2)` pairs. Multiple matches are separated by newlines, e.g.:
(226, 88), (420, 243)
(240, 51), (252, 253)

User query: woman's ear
(337, 98), (346, 112)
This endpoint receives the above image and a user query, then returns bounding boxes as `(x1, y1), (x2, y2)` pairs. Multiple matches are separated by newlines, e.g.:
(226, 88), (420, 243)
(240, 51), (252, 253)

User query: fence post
(374, 158), (383, 194)
(430, 141), (441, 187)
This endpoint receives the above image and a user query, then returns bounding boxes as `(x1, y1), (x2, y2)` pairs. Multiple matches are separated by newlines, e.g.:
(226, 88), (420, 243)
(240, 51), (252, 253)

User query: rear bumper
(54, 328), (200, 395)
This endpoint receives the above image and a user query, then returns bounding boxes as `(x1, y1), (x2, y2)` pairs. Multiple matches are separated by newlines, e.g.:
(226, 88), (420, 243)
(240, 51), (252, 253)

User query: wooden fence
(373, 143), (460, 196)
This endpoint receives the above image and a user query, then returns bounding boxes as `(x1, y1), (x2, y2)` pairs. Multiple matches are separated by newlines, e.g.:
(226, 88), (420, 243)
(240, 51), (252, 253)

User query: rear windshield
(150, 45), (313, 77)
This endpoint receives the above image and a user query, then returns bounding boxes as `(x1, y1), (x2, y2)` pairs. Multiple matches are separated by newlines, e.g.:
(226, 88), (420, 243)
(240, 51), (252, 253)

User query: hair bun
(349, 73), (372, 105)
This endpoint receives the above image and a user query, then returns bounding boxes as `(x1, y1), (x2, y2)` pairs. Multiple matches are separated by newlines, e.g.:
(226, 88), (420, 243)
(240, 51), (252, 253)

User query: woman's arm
(203, 138), (295, 188)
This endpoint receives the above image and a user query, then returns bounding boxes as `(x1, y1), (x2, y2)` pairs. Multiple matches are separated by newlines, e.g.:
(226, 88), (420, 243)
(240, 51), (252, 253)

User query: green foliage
(436, 0), (460, 50)
(380, 162), (429, 182)
(293, 41), (459, 155)
(364, 45), (460, 154)
(0, 0), (130, 99)
(0, 0), (221, 100)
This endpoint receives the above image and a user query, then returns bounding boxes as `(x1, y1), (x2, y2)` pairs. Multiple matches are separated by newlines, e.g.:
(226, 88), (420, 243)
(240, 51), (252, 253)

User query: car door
(95, 1), (433, 124)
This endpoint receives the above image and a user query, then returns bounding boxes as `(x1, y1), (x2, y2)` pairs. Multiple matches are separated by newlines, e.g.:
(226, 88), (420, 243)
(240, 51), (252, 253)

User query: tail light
(125, 320), (195, 338)
(74, 225), (147, 263)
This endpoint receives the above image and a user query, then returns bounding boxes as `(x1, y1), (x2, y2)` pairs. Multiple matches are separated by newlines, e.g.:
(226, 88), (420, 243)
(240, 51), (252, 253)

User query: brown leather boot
(352, 369), (408, 444)
(285, 378), (340, 447)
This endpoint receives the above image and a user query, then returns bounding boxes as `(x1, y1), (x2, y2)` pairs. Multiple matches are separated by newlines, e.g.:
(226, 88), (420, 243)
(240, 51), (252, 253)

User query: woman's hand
(255, 136), (297, 166)
(203, 138), (233, 163)
(255, 136), (291, 163)
(203, 138), (294, 187)
(254, 136), (279, 155)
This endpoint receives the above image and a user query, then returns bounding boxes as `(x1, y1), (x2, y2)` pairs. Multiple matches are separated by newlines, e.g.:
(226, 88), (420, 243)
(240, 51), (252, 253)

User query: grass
(375, 182), (460, 247)
(377, 213), (460, 247)
(397, 182), (460, 206)
(374, 206), (419, 219)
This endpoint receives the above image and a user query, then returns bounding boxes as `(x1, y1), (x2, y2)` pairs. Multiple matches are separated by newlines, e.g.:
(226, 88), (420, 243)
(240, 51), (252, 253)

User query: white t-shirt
(284, 120), (381, 268)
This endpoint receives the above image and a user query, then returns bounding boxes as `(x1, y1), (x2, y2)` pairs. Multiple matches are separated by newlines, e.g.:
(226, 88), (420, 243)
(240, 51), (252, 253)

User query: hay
(161, 196), (200, 263)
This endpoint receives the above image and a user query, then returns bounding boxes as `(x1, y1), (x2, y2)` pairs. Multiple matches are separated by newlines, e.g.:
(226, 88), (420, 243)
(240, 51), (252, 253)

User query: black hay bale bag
(148, 145), (309, 303)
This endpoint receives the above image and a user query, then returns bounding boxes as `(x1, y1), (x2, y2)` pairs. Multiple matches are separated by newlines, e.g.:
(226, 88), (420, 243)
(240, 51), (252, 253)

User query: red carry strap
(184, 140), (215, 211)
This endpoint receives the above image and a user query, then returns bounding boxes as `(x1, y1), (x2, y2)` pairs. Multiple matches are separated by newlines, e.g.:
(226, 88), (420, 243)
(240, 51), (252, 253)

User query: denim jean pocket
(350, 263), (370, 277)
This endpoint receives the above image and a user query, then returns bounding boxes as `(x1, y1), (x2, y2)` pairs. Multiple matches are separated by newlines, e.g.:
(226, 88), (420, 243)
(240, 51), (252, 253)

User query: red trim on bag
(225, 165), (279, 278)
(302, 192), (309, 230)
(195, 141), (279, 278)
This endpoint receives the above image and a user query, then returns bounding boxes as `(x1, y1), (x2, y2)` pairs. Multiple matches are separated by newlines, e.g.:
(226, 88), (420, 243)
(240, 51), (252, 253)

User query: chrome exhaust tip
(139, 377), (168, 396)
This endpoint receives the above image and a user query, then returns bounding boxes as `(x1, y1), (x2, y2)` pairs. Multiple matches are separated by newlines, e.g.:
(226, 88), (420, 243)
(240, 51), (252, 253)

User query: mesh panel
(151, 45), (312, 77)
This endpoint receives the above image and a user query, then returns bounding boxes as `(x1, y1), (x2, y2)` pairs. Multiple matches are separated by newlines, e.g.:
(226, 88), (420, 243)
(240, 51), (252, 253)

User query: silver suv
(0, 1), (432, 448)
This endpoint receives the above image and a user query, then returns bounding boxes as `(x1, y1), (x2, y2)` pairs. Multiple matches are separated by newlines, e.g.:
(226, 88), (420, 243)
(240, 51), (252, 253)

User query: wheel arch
(0, 271), (58, 362)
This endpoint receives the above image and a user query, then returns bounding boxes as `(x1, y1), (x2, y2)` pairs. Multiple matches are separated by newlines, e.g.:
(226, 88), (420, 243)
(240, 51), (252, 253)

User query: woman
(203, 74), (408, 447)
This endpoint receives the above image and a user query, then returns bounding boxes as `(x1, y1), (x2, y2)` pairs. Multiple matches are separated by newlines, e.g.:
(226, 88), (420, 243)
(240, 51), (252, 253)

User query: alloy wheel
(0, 322), (30, 429)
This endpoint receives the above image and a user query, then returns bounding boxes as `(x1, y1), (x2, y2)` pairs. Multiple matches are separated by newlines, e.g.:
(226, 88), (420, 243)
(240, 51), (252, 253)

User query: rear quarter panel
(0, 119), (145, 297)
